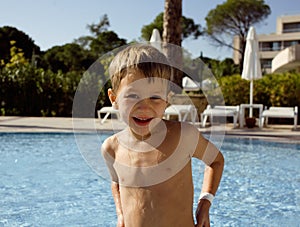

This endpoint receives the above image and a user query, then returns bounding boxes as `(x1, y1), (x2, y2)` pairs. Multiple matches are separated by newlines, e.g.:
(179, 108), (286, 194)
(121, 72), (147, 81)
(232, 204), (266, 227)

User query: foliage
(0, 15), (127, 117)
(205, 0), (271, 71)
(218, 74), (249, 105)
(41, 16), (126, 73)
(89, 31), (127, 58)
(87, 14), (110, 36)
(256, 73), (300, 107)
(0, 63), (77, 116)
(5, 41), (29, 68)
(0, 45), (108, 117)
(75, 15), (127, 57)
(40, 43), (94, 73)
(0, 60), (112, 117)
(141, 12), (202, 41)
(218, 73), (300, 109)
(3, 12), (298, 119)
(141, 13), (164, 41)
(202, 57), (239, 78)
(0, 26), (41, 65)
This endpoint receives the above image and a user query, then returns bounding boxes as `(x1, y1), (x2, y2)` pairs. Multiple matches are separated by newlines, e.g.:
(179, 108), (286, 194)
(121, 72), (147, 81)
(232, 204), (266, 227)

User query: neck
(130, 130), (151, 141)
(118, 119), (167, 152)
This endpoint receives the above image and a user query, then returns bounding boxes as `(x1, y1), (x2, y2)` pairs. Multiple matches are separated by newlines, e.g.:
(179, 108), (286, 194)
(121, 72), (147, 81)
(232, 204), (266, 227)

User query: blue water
(0, 133), (299, 227)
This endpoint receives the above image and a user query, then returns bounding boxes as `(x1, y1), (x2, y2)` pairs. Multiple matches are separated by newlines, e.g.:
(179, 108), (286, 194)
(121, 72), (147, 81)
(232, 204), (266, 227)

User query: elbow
(111, 181), (119, 192)
(218, 152), (225, 168)
(210, 152), (224, 170)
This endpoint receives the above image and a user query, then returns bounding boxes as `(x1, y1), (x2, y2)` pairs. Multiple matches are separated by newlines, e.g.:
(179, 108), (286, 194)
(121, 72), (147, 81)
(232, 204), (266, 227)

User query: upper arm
(101, 137), (119, 183)
(192, 131), (221, 166)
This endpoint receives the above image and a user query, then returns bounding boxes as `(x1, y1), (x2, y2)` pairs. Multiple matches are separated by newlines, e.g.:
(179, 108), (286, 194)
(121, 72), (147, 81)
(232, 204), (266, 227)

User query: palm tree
(163, 0), (183, 89)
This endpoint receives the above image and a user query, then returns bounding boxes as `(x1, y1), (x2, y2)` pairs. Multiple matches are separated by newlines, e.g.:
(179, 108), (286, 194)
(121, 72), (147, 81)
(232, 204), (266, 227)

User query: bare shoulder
(165, 120), (213, 161)
(164, 119), (193, 130)
(165, 120), (200, 137)
(101, 134), (118, 157)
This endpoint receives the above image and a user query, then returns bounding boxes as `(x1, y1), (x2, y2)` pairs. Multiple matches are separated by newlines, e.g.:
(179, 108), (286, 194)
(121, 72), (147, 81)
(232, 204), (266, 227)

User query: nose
(136, 98), (151, 110)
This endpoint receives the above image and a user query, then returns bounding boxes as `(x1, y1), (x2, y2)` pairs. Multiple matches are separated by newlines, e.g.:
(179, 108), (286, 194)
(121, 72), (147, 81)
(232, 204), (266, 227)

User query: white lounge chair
(261, 106), (298, 129)
(97, 106), (120, 124)
(201, 105), (240, 128)
(164, 104), (197, 124)
(182, 76), (212, 92)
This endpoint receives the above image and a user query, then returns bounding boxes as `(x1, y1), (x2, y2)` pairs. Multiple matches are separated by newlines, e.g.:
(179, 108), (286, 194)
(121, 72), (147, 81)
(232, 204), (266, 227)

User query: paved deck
(0, 116), (299, 143)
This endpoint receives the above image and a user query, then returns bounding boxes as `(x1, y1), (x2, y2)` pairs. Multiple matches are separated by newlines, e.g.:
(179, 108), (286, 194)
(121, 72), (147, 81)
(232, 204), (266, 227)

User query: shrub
(218, 72), (300, 108)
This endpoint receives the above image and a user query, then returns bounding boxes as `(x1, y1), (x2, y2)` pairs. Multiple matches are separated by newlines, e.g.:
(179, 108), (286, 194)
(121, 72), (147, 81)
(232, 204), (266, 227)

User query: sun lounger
(201, 105), (240, 128)
(97, 106), (120, 124)
(261, 106), (298, 129)
(164, 104), (197, 124)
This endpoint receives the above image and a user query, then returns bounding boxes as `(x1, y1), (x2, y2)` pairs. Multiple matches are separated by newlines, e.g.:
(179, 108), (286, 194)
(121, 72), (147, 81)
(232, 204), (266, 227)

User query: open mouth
(132, 117), (153, 126)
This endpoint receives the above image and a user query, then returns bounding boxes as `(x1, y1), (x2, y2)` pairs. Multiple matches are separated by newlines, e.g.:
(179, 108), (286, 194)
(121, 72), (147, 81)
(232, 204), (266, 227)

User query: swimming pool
(0, 133), (299, 226)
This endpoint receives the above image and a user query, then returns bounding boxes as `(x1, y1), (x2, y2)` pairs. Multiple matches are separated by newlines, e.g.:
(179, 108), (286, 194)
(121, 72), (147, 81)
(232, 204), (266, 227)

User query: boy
(101, 44), (224, 227)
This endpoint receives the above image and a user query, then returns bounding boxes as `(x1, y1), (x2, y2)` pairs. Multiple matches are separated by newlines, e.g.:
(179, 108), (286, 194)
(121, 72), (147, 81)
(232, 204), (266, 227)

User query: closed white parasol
(149, 28), (162, 51)
(241, 26), (262, 117)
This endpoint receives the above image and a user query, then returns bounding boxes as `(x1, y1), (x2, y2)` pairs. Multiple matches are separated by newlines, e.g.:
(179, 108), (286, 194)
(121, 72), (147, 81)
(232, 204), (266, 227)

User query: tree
(163, 0), (182, 46)
(205, 0), (271, 71)
(75, 15), (127, 58)
(163, 0), (183, 89)
(0, 26), (41, 65)
(141, 12), (202, 41)
(87, 14), (110, 36)
(89, 31), (126, 58)
(41, 43), (93, 73)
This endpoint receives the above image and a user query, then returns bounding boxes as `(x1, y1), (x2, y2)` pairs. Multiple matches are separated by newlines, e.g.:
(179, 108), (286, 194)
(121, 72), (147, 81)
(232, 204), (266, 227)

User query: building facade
(233, 14), (300, 73)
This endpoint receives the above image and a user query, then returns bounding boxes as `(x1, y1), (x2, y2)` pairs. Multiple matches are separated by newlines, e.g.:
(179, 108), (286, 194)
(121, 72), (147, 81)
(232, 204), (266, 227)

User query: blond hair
(109, 44), (172, 92)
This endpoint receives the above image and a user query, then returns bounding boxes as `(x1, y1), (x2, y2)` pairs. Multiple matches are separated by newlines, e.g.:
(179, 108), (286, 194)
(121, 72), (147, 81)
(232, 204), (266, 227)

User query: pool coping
(0, 116), (299, 143)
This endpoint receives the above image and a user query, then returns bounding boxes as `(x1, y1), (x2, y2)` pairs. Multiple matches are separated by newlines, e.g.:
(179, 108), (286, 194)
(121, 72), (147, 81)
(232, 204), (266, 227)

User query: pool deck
(0, 116), (299, 143)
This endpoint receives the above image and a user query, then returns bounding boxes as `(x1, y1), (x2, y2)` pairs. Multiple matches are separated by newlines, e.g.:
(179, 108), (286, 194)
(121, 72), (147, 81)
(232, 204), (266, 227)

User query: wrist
(198, 192), (215, 204)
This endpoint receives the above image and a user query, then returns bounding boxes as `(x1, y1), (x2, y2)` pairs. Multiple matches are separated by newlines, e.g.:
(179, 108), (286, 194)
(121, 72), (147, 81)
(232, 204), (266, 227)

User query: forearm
(111, 182), (123, 216)
(195, 152), (224, 226)
(201, 152), (224, 196)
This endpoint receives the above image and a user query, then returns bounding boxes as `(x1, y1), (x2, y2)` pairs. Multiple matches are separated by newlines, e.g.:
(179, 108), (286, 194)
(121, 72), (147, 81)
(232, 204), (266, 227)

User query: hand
(195, 199), (211, 227)
(117, 214), (125, 227)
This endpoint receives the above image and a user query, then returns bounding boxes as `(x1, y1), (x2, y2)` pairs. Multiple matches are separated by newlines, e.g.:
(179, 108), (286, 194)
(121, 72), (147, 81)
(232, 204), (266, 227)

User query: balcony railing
(282, 28), (300, 33)
(259, 47), (282, 52)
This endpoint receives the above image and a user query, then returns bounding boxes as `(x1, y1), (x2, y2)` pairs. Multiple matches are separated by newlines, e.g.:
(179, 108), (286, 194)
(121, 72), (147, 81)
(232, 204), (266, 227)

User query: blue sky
(0, 0), (299, 60)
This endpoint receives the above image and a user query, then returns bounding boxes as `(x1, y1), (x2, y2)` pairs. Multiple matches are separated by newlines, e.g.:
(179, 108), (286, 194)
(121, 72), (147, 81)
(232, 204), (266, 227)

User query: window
(260, 42), (272, 51)
(259, 41), (282, 51)
(260, 59), (272, 69)
(272, 42), (281, 51)
(283, 22), (300, 33)
(283, 40), (300, 48)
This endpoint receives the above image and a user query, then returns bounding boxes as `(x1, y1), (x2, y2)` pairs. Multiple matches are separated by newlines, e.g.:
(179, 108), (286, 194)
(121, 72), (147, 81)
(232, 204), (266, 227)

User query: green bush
(218, 72), (300, 108)
(0, 65), (73, 116)
(1, 60), (299, 118)
(0, 63), (111, 117)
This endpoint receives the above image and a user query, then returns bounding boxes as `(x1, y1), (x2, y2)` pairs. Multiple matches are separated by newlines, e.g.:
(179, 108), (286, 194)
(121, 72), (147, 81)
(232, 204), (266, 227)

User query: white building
(233, 14), (300, 73)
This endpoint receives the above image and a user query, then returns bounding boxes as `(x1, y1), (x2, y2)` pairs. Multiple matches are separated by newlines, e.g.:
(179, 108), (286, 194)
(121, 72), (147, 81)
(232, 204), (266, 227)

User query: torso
(105, 120), (200, 227)
(120, 162), (195, 227)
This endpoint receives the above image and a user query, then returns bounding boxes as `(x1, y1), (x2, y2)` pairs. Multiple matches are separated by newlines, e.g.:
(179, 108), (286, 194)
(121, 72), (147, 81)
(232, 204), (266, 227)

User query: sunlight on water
(0, 133), (299, 226)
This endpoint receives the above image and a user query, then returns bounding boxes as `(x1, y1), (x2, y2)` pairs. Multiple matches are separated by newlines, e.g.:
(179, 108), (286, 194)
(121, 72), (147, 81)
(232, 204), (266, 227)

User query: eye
(125, 94), (139, 99)
(150, 95), (162, 100)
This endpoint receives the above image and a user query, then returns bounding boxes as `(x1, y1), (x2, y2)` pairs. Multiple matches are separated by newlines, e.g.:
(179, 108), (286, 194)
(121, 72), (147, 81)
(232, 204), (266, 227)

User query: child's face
(112, 69), (169, 138)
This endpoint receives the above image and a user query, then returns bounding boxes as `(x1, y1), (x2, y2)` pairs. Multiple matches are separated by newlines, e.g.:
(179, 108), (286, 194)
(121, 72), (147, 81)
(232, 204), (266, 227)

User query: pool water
(0, 133), (299, 227)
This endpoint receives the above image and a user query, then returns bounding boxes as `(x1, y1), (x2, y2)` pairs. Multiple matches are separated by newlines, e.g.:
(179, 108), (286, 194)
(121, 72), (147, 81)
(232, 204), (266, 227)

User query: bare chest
(120, 163), (195, 227)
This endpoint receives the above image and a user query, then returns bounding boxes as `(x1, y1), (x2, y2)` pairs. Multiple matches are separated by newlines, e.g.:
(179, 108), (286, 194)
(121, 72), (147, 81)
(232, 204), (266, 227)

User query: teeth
(134, 117), (151, 122)
(135, 117), (148, 120)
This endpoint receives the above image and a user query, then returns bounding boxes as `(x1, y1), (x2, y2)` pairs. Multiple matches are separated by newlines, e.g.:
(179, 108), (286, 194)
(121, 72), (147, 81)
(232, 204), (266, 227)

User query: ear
(108, 88), (118, 109)
(167, 91), (174, 106)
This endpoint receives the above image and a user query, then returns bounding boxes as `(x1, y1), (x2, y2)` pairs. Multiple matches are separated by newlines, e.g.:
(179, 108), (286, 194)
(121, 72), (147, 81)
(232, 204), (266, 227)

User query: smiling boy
(101, 44), (224, 227)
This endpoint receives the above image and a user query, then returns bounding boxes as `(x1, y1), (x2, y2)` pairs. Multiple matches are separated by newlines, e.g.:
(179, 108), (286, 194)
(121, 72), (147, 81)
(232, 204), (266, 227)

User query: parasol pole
(249, 80), (253, 117)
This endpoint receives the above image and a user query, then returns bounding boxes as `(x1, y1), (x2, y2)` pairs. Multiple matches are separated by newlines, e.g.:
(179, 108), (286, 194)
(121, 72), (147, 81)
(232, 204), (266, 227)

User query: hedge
(0, 64), (110, 117)
(218, 73), (300, 108)
(1, 63), (299, 118)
